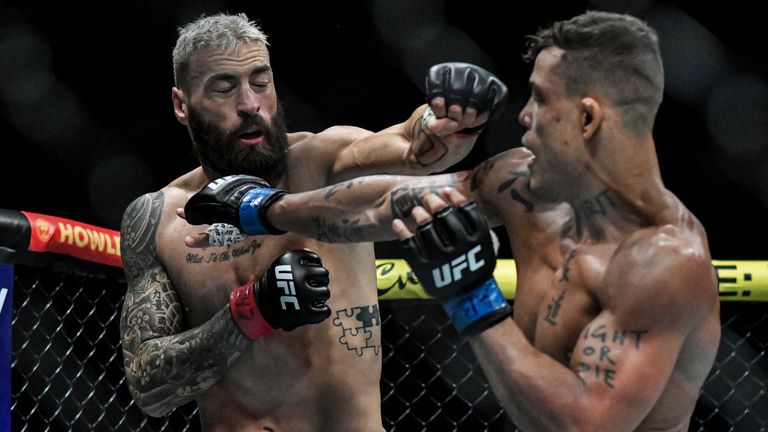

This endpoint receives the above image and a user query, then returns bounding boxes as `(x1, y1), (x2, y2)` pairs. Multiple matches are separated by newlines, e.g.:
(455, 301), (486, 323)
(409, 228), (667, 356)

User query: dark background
(2, 0), (767, 260)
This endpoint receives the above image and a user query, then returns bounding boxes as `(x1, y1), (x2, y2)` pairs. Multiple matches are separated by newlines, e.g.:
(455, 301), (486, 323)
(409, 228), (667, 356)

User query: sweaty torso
(509, 212), (718, 431)
(156, 170), (383, 430)
(480, 148), (719, 431)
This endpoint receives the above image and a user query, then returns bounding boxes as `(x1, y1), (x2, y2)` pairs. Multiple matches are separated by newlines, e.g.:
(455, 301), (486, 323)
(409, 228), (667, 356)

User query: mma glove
(230, 249), (331, 339)
(398, 202), (511, 337)
(184, 175), (287, 235)
(425, 62), (509, 135)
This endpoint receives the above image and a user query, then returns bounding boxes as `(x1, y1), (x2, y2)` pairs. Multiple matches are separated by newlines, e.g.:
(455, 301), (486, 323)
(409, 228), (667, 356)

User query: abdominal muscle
(195, 320), (383, 432)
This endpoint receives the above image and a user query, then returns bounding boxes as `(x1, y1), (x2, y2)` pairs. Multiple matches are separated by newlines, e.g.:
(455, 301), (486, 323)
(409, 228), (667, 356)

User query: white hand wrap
(420, 106), (435, 133)
(206, 223), (247, 247)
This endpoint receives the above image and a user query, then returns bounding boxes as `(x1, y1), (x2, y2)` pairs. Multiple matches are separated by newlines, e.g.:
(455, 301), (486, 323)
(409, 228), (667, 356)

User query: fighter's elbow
(131, 390), (178, 418)
(125, 375), (177, 417)
(137, 404), (173, 417)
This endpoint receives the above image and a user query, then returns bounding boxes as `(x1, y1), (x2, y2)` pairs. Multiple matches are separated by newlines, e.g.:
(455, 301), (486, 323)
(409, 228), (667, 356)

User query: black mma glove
(230, 249), (331, 339)
(425, 62), (509, 134)
(184, 175), (287, 235)
(398, 201), (511, 337)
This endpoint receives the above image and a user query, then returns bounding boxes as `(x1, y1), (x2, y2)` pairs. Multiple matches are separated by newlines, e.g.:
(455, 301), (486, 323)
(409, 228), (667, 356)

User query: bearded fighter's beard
(189, 105), (289, 178)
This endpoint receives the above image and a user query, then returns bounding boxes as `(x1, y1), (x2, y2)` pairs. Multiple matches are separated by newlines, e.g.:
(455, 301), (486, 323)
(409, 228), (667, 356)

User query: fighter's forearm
(124, 308), (247, 417)
(469, 322), (596, 432)
(269, 174), (459, 243)
(342, 106), (479, 179)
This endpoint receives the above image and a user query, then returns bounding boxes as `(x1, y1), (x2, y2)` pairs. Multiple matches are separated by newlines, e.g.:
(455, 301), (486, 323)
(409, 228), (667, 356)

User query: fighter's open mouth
(239, 129), (263, 139)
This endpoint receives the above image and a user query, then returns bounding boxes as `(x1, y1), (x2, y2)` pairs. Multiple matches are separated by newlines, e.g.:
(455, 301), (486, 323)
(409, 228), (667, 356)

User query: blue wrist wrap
(441, 279), (509, 335)
(239, 188), (280, 235)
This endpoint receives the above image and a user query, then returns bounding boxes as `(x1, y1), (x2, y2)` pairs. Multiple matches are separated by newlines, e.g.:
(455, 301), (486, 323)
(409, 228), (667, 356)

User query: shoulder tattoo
(121, 192), (164, 291)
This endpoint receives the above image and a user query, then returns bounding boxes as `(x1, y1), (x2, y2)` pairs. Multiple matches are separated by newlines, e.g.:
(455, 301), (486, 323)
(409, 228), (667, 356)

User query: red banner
(21, 212), (122, 268)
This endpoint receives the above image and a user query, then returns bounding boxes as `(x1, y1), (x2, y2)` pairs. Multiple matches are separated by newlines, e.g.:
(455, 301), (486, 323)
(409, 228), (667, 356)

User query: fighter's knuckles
(426, 62), (508, 113)
(184, 232), (212, 248)
(447, 104), (464, 122)
(410, 206), (433, 225)
(429, 97), (447, 117)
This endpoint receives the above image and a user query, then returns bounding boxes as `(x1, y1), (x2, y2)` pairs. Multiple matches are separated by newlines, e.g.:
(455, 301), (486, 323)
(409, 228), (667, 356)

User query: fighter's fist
(395, 188), (510, 337)
(426, 62), (508, 122)
(398, 201), (496, 299)
(184, 175), (286, 235)
(230, 249), (331, 339)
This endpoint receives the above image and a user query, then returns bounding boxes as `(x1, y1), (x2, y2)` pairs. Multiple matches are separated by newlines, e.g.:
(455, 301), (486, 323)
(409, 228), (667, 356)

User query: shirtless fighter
(192, 11), (721, 431)
(119, 12), (507, 432)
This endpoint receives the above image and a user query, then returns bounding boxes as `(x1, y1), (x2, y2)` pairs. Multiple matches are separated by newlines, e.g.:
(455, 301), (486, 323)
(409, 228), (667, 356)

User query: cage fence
(6, 262), (767, 432)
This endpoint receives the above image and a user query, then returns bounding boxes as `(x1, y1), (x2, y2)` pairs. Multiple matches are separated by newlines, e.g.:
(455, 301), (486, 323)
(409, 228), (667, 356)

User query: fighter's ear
(172, 87), (189, 126)
(580, 96), (603, 141)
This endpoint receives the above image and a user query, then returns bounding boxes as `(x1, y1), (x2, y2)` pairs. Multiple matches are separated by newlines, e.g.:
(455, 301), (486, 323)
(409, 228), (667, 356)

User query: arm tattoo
(575, 323), (650, 389)
(128, 309), (246, 413)
(411, 112), (448, 167)
(121, 192), (164, 292)
(389, 186), (427, 220)
(496, 169), (534, 213)
(324, 178), (368, 200)
(312, 215), (364, 244)
(470, 158), (497, 191)
(120, 192), (247, 415)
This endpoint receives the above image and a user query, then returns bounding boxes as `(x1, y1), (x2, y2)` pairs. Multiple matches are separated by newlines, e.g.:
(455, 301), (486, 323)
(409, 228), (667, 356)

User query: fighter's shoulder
(121, 169), (203, 247)
(612, 224), (717, 311)
(472, 147), (533, 179)
(621, 224), (710, 269)
(620, 191), (711, 268)
(468, 147), (535, 204)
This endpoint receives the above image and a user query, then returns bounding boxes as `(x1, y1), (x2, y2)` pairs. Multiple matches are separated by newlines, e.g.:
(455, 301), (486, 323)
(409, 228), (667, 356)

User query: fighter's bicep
(569, 312), (682, 424)
(119, 191), (185, 353)
(293, 126), (382, 187)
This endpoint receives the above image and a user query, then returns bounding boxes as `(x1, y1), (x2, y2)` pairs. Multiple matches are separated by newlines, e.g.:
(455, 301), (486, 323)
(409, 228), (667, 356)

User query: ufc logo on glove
(432, 245), (485, 288)
(275, 264), (300, 311)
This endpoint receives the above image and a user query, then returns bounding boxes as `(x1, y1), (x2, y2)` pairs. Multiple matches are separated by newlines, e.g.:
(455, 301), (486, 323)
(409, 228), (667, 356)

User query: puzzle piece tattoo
(332, 304), (381, 357)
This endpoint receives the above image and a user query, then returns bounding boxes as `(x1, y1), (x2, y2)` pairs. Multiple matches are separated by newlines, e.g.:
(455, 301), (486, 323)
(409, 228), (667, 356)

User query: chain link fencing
(7, 262), (766, 431)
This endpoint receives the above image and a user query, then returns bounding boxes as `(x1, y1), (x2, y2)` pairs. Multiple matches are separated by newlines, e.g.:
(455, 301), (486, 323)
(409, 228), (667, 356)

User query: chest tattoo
(560, 249), (577, 282)
(184, 239), (262, 265)
(543, 290), (566, 326)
